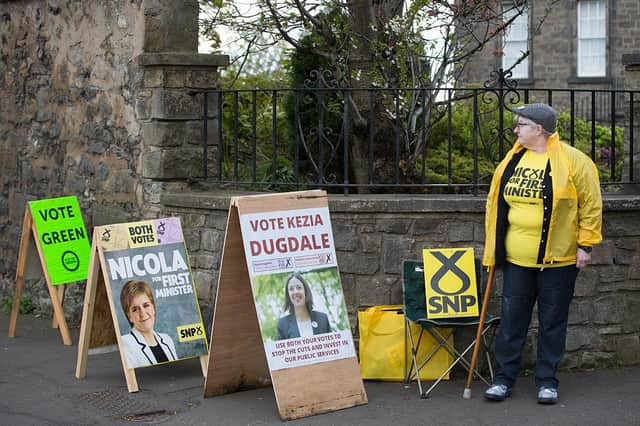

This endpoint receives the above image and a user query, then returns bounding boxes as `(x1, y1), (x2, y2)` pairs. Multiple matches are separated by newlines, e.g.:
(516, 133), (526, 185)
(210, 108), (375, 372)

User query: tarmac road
(1, 312), (639, 425)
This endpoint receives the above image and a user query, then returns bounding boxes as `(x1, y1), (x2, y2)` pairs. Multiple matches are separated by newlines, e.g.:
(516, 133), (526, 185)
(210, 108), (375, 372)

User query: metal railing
(194, 69), (638, 194)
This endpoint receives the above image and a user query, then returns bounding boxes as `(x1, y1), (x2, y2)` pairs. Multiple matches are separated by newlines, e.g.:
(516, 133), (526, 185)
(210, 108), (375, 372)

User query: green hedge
(421, 100), (624, 185)
(217, 87), (624, 190)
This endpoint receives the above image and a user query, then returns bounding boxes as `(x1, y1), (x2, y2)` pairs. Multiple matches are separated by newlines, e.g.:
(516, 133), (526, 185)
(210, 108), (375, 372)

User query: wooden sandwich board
(9, 196), (91, 345)
(204, 190), (367, 420)
(75, 217), (208, 393)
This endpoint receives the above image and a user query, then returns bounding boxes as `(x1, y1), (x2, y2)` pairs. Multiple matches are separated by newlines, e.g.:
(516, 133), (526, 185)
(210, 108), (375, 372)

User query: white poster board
(204, 190), (367, 420)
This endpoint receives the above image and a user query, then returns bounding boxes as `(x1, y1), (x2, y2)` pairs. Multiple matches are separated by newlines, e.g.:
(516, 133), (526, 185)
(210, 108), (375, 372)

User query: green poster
(29, 196), (91, 285)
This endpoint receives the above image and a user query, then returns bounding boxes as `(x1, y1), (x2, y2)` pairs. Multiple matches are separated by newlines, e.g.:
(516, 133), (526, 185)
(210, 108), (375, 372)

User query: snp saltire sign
(422, 248), (479, 319)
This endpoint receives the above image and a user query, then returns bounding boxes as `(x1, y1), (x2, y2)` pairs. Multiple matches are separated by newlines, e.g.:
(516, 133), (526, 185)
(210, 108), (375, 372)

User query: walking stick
(463, 265), (495, 399)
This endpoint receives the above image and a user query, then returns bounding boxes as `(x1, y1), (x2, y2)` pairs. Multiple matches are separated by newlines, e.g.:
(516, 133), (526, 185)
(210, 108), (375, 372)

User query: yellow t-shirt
(503, 150), (572, 268)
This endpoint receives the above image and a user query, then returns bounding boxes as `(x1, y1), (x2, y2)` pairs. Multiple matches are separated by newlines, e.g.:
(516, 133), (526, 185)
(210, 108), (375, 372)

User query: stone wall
(0, 0), (227, 323)
(622, 53), (640, 191)
(0, 0), (146, 320)
(160, 191), (640, 371)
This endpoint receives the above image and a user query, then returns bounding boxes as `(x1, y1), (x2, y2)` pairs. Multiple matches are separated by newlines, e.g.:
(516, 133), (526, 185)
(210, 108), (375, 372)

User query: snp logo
(177, 323), (205, 342)
(422, 247), (480, 319)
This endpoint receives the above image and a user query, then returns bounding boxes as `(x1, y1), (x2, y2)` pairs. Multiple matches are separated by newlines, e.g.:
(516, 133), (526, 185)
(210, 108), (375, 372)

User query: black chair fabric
(403, 259), (499, 327)
(402, 258), (500, 398)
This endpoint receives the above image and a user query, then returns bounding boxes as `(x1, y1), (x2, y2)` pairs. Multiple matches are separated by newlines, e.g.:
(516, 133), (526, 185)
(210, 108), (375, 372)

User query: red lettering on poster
(249, 233), (330, 256)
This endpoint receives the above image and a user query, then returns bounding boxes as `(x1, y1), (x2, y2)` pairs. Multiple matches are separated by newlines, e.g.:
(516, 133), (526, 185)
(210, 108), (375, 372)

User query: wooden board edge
(203, 204), (271, 398)
(76, 234), (101, 379)
(95, 241), (139, 392)
(273, 357), (368, 421)
(29, 211), (72, 345)
(234, 190), (328, 215)
(8, 208), (33, 338)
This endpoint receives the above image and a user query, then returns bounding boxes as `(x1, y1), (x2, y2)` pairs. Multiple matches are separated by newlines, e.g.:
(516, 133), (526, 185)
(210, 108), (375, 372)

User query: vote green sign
(29, 196), (90, 285)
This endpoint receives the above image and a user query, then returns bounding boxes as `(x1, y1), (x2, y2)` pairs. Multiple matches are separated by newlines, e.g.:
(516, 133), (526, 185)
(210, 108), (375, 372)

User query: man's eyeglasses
(514, 121), (536, 128)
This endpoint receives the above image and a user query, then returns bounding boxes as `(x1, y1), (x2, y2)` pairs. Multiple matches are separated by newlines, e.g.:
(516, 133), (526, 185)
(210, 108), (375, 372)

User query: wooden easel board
(75, 217), (208, 392)
(28, 196), (91, 284)
(9, 196), (90, 345)
(204, 190), (367, 420)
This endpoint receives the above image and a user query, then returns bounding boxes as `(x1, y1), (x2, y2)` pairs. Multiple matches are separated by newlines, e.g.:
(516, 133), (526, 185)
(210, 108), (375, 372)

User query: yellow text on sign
(177, 323), (205, 342)
(422, 248), (479, 319)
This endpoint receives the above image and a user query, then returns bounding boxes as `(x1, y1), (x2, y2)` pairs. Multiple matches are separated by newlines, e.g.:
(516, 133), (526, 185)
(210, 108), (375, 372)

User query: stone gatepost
(135, 0), (228, 215)
(133, 1), (228, 302)
(622, 54), (640, 189)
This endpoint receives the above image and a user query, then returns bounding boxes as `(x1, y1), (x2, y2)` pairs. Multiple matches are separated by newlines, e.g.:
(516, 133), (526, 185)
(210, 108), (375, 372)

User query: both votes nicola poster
(239, 206), (356, 371)
(96, 217), (207, 369)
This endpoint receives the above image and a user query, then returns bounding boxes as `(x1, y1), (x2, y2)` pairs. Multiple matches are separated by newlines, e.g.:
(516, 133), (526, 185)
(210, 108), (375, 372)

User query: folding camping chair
(402, 259), (500, 398)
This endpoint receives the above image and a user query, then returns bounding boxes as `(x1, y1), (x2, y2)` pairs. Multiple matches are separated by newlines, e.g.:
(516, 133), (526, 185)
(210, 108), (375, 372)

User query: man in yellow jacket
(483, 103), (602, 404)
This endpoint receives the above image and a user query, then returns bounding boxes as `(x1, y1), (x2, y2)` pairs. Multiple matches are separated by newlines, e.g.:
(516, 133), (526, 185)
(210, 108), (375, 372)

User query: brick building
(461, 0), (640, 91)
(459, 0), (640, 182)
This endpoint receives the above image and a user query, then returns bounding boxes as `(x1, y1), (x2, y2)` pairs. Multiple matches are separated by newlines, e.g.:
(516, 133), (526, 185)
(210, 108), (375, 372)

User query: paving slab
(2, 313), (639, 425)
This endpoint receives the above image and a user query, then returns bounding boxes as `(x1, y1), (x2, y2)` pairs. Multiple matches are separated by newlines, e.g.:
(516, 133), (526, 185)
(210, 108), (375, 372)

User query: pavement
(2, 312), (640, 426)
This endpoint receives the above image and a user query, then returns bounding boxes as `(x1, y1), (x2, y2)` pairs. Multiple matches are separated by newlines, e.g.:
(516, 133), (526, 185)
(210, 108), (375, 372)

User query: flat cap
(513, 103), (557, 133)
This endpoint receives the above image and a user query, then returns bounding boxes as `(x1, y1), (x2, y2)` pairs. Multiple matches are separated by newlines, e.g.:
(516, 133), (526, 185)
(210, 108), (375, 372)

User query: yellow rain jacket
(483, 132), (602, 267)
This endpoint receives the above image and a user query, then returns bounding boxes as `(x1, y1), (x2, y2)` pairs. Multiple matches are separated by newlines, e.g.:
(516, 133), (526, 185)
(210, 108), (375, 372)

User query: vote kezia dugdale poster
(97, 217), (207, 369)
(240, 207), (355, 371)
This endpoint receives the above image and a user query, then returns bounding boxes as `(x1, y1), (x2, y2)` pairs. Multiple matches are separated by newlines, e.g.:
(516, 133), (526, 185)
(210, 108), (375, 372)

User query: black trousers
(493, 262), (579, 389)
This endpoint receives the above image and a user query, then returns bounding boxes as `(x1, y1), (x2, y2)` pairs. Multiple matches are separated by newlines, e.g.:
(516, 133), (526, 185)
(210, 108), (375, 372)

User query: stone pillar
(143, 0), (200, 53)
(136, 53), (227, 180)
(622, 54), (640, 188)
(134, 1), (228, 213)
(132, 1), (228, 303)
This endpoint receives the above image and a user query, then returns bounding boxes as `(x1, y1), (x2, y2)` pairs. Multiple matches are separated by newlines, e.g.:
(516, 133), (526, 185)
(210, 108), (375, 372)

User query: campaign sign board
(240, 207), (355, 371)
(29, 196), (90, 285)
(97, 217), (207, 369)
(204, 190), (366, 420)
(422, 247), (479, 319)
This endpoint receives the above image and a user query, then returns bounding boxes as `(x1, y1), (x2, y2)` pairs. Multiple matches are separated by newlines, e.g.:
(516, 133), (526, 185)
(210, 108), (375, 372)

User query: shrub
(1, 295), (35, 315)
(556, 111), (624, 181)
(421, 99), (624, 186)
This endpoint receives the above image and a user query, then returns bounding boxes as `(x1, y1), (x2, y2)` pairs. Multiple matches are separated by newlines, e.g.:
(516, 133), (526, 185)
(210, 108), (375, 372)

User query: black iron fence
(194, 70), (638, 194)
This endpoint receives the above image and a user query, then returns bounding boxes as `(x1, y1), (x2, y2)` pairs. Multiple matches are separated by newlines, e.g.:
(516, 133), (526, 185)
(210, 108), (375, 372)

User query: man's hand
(576, 247), (591, 269)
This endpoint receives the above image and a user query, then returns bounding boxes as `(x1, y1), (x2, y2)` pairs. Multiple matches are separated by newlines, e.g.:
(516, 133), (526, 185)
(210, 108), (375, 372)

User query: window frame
(576, 0), (607, 78)
(501, 4), (530, 80)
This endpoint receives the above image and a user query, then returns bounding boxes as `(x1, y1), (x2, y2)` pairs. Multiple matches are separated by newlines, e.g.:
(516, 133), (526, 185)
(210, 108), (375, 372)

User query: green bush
(1, 295), (35, 315)
(423, 98), (516, 186)
(283, 33), (346, 187)
(556, 111), (624, 181)
(217, 66), (293, 186)
(421, 99), (624, 186)
(256, 156), (296, 189)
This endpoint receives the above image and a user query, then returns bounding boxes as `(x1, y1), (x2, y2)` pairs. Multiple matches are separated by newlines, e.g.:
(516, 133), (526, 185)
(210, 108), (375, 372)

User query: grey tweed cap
(513, 103), (557, 133)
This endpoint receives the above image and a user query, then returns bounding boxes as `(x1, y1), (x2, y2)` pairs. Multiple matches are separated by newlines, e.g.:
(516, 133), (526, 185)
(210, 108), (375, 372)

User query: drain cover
(79, 390), (172, 423)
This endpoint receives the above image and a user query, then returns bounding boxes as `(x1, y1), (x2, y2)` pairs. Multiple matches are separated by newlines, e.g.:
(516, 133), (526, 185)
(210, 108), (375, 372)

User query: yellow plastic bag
(358, 305), (453, 381)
